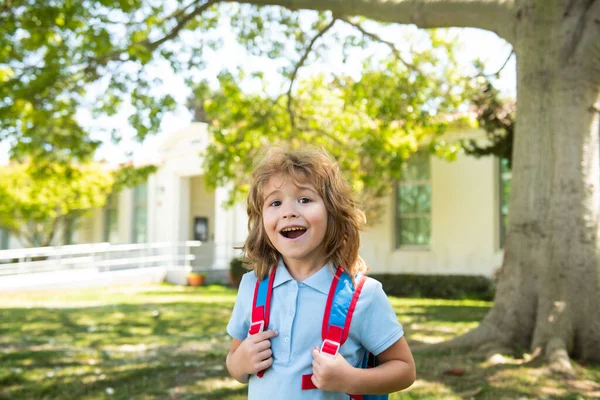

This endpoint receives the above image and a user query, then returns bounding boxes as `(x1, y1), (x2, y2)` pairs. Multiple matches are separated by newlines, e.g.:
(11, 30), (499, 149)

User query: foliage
(197, 29), (477, 222)
(229, 257), (248, 288)
(463, 69), (515, 168)
(369, 273), (496, 301)
(2, 2), (476, 194)
(0, 160), (156, 247)
(0, 0), (211, 161)
(112, 163), (158, 191)
(0, 161), (114, 247)
(1, 284), (599, 399)
(2, 1), (482, 223)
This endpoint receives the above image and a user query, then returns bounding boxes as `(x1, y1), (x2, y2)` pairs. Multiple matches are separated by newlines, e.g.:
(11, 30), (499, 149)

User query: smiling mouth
(280, 227), (307, 239)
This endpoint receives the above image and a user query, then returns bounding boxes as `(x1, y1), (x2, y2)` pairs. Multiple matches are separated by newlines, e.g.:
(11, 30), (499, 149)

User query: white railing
(0, 241), (201, 276)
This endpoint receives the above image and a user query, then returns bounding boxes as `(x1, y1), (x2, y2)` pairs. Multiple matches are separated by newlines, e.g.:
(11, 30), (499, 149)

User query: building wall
(189, 176), (216, 241)
(2, 122), (505, 278)
(360, 152), (504, 277)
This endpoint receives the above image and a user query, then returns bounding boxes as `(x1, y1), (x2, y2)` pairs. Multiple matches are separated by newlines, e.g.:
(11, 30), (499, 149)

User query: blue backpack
(248, 265), (389, 400)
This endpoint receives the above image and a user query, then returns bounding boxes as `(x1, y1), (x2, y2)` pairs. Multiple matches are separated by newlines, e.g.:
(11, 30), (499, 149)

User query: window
(132, 183), (147, 243)
(396, 152), (431, 247)
(0, 228), (9, 250)
(104, 194), (119, 243)
(63, 215), (76, 245)
(499, 157), (511, 248)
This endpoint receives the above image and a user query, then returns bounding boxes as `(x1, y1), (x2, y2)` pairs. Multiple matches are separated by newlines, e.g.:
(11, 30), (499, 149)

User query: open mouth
(280, 227), (307, 239)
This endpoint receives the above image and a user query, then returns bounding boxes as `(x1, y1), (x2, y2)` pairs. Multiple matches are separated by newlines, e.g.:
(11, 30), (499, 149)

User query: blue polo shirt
(227, 260), (404, 399)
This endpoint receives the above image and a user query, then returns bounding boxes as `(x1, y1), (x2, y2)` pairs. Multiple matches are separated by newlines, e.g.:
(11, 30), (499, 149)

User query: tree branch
(286, 18), (337, 130)
(146, 0), (219, 50)
(231, 0), (517, 44)
(482, 50), (514, 77)
(86, 0), (220, 70)
(338, 16), (423, 74)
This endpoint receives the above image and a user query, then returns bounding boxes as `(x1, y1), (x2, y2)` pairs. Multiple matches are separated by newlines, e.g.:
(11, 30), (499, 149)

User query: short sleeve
(226, 272), (255, 341)
(359, 279), (404, 356)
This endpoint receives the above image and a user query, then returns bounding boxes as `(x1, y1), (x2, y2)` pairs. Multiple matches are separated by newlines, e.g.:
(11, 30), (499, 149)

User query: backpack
(248, 265), (389, 400)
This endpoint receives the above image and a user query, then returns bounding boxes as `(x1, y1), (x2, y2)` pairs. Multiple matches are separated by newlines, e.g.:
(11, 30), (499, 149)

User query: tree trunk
(212, 0), (600, 364)
(461, 1), (600, 365)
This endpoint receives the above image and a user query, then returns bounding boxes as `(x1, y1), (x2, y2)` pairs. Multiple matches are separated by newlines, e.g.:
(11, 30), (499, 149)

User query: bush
(369, 273), (495, 301)
(228, 257), (248, 289)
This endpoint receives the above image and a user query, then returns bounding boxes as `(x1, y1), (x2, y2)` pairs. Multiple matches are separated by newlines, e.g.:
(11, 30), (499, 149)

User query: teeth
(282, 227), (306, 232)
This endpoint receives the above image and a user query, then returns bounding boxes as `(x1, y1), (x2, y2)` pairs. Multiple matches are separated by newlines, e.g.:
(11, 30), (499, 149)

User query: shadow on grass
(1, 288), (598, 400)
(400, 304), (491, 324)
(404, 346), (600, 400)
(0, 298), (237, 399)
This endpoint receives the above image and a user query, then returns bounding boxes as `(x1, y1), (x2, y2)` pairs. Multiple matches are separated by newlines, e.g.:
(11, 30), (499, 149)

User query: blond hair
(243, 147), (367, 280)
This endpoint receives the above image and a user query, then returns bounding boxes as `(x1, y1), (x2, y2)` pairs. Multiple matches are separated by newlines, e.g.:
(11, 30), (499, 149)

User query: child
(226, 147), (416, 399)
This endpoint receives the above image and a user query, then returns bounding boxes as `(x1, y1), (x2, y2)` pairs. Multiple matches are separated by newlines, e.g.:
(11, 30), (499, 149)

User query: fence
(0, 241), (201, 277)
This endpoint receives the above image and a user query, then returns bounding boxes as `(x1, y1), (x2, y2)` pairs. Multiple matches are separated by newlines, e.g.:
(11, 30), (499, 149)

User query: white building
(0, 123), (509, 278)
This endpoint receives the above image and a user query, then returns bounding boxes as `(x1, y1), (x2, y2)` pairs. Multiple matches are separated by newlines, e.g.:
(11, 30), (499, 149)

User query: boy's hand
(311, 347), (355, 393)
(232, 330), (278, 375)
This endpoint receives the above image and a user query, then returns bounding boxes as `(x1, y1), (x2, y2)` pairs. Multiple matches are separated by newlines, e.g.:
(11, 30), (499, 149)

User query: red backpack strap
(343, 272), (367, 344)
(249, 265), (277, 378)
(302, 267), (367, 391)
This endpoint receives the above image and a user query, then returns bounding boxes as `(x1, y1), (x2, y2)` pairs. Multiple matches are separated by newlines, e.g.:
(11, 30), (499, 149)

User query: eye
(298, 197), (311, 204)
(269, 200), (281, 207)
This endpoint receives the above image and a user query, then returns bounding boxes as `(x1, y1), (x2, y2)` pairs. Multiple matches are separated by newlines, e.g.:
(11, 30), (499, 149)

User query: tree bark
(478, 0), (600, 365)
(232, 0), (517, 43)
(226, 0), (600, 363)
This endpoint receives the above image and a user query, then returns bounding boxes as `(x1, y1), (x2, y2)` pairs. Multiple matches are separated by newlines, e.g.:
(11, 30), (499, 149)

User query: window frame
(104, 193), (119, 243)
(395, 152), (432, 249)
(132, 183), (148, 244)
(0, 228), (9, 250)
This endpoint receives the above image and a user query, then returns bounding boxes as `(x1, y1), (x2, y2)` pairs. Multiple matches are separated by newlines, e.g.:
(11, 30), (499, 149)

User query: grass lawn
(0, 283), (599, 399)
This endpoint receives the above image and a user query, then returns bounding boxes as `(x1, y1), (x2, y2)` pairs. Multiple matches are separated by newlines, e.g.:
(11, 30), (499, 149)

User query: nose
(281, 203), (298, 219)
(283, 210), (298, 219)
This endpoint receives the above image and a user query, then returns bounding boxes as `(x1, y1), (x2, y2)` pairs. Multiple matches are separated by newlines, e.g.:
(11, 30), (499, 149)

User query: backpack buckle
(320, 339), (340, 358)
(248, 320), (265, 335)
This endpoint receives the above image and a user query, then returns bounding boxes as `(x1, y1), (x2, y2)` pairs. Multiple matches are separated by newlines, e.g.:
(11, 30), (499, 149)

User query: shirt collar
(272, 258), (294, 288)
(273, 258), (336, 295)
(303, 261), (336, 294)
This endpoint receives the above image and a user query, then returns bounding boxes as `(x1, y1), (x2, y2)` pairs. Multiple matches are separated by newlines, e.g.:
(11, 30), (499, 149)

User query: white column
(147, 173), (157, 243)
(119, 188), (134, 244)
(214, 185), (232, 270)
(178, 176), (191, 242)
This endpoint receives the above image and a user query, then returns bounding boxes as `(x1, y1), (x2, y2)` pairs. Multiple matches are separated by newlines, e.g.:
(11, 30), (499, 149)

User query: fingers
(311, 374), (320, 389)
(312, 359), (320, 374)
(257, 356), (273, 370)
(256, 338), (273, 351)
(257, 348), (272, 361)
(250, 329), (278, 342)
(312, 347), (321, 362)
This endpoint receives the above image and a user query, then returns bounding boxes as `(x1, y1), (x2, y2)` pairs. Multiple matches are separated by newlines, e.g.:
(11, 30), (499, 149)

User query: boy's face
(262, 174), (328, 269)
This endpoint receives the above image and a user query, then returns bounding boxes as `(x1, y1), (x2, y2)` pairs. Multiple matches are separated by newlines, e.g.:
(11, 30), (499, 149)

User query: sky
(0, 23), (516, 166)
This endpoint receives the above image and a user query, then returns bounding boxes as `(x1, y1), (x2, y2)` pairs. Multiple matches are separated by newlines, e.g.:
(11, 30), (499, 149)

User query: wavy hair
(243, 147), (367, 281)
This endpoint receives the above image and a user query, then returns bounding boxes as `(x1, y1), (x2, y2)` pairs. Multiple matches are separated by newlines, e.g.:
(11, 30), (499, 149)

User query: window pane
(398, 185), (417, 214)
(0, 228), (8, 250)
(400, 152), (430, 182)
(398, 217), (415, 246)
(398, 184), (431, 214)
(398, 216), (431, 246)
(416, 185), (431, 213)
(396, 152), (431, 248)
(108, 209), (118, 243)
(134, 206), (147, 243)
(135, 183), (147, 203)
(132, 183), (147, 243)
(417, 215), (431, 245)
